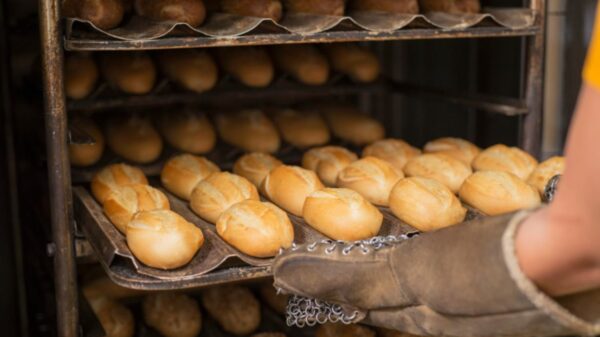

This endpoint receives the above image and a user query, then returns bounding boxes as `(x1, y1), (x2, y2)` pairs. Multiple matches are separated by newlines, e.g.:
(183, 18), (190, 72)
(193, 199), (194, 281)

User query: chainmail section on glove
(544, 174), (561, 203)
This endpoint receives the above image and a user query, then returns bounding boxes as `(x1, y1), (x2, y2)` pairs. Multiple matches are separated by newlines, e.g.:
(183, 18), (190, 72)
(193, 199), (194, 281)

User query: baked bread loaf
(135, 0), (206, 26)
(62, 0), (125, 29)
(418, 0), (480, 13)
(99, 52), (156, 95)
(348, 0), (419, 14)
(221, 0), (283, 21)
(459, 170), (541, 216)
(303, 188), (382, 241)
(259, 283), (288, 314)
(126, 209), (204, 269)
(527, 156), (566, 195)
(472, 144), (538, 180)
(143, 293), (202, 337)
(302, 146), (358, 186)
(336, 156), (403, 206)
(261, 165), (325, 216)
(190, 172), (259, 223)
(316, 323), (376, 337)
(389, 177), (467, 232)
(105, 115), (163, 164)
(202, 285), (261, 336)
(217, 47), (274, 88)
(233, 152), (283, 188)
(215, 110), (280, 153)
(423, 137), (481, 165)
(403, 153), (472, 193)
(85, 296), (135, 337)
(161, 154), (220, 200)
(321, 105), (385, 145)
(157, 110), (216, 154)
(362, 138), (421, 171)
(157, 50), (218, 93)
(273, 109), (330, 148)
(69, 117), (105, 167)
(216, 200), (294, 257)
(65, 53), (99, 100)
(323, 44), (381, 83)
(271, 45), (330, 86)
(91, 163), (149, 204)
(282, 0), (345, 16)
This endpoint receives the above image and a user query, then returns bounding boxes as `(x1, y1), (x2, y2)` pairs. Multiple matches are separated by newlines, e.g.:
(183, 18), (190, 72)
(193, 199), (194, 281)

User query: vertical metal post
(38, 0), (78, 336)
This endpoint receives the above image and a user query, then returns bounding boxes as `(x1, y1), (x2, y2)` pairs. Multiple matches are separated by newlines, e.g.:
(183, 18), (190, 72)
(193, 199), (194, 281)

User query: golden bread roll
(142, 293), (202, 337)
(217, 47), (274, 88)
(99, 52), (157, 95)
(190, 172), (259, 223)
(302, 146), (358, 186)
(472, 144), (538, 180)
(202, 285), (261, 336)
(233, 153), (283, 188)
(86, 296), (135, 337)
(215, 110), (280, 153)
(134, 0), (206, 26)
(273, 109), (330, 148)
(216, 200), (294, 257)
(259, 283), (288, 315)
(527, 156), (565, 195)
(103, 184), (170, 234)
(127, 209), (204, 269)
(271, 45), (330, 86)
(221, 0), (283, 21)
(106, 116), (163, 164)
(316, 323), (376, 337)
(69, 117), (105, 167)
(423, 137), (481, 165)
(157, 110), (216, 154)
(91, 163), (148, 204)
(321, 105), (385, 145)
(323, 44), (381, 83)
(362, 138), (421, 171)
(282, 0), (345, 16)
(157, 50), (218, 93)
(261, 165), (325, 216)
(161, 154), (220, 200)
(65, 53), (99, 100)
(459, 171), (541, 216)
(389, 177), (467, 232)
(336, 156), (403, 206)
(376, 328), (421, 337)
(303, 188), (382, 241)
(403, 153), (472, 193)
(418, 0), (480, 13)
(62, 0), (125, 29)
(82, 276), (145, 300)
(348, 0), (419, 14)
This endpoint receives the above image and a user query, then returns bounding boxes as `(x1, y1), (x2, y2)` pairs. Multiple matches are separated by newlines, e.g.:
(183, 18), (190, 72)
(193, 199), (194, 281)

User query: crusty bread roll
(202, 285), (261, 336)
(104, 184), (170, 234)
(221, 0), (283, 21)
(423, 137), (481, 165)
(336, 156), (403, 206)
(376, 328), (420, 337)
(62, 0), (125, 29)
(282, 0), (345, 16)
(99, 52), (156, 95)
(302, 146), (358, 186)
(65, 53), (99, 100)
(143, 293), (202, 337)
(157, 50), (218, 93)
(161, 154), (220, 200)
(273, 109), (330, 148)
(261, 165), (325, 216)
(106, 116), (163, 164)
(303, 188), (382, 241)
(69, 117), (105, 167)
(259, 283), (288, 315)
(323, 44), (381, 83)
(157, 110), (216, 154)
(86, 296), (135, 337)
(389, 177), (467, 232)
(135, 0), (206, 26)
(216, 200), (294, 257)
(271, 45), (330, 86)
(362, 138), (421, 171)
(348, 0), (419, 14)
(527, 156), (565, 196)
(472, 144), (538, 180)
(127, 209), (204, 269)
(190, 172), (259, 223)
(459, 171), (541, 216)
(233, 153), (283, 187)
(321, 105), (385, 145)
(215, 110), (280, 153)
(316, 323), (376, 337)
(403, 153), (472, 193)
(91, 163), (149, 204)
(217, 47), (274, 88)
(418, 0), (480, 14)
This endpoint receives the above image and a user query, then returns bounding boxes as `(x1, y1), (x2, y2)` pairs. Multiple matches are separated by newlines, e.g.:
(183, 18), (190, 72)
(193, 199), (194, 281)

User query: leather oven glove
(272, 210), (600, 337)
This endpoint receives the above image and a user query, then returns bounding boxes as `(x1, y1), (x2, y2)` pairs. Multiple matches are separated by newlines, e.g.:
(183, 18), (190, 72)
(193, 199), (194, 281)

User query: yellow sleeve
(583, 5), (600, 90)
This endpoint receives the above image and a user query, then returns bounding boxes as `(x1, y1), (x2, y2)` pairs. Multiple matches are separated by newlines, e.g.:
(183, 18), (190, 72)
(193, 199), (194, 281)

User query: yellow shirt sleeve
(584, 5), (600, 90)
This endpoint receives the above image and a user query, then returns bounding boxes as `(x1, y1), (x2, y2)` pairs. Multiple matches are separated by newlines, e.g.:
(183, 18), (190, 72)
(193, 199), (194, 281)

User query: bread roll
(323, 44), (381, 83)
(259, 283), (288, 315)
(233, 153), (283, 188)
(217, 47), (274, 88)
(99, 52), (156, 95)
(62, 0), (125, 29)
(215, 110), (280, 153)
(389, 177), (467, 232)
(91, 163), (149, 204)
(69, 117), (105, 167)
(104, 184), (170, 234)
(262, 165), (325, 216)
(472, 144), (538, 180)
(273, 109), (330, 148)
(86, 296), (135, 337)
(362, 139), (421, 171)
(282, 0), (345, 16)
(527, 156), (566, 195)
(423, 137), (481, 165)
(403, 153), (472, 193)
(302, 146), (358, 186)
(221, 0), (283, 21)
(459, 171), (541, 216)
(271, 45), (330, 86)
(202, 285), (261, 336)
(348, 0), (419, 14)
(190, 172), (259, 223)
(65, 53), (99, 100)
(316, 323), (376, 337)
(336, 156), (403, 206)
(161, 154), (220, 200)
(157, 50), (218, 93)
(216, 200), (294, 257)
(134, 0), (206, 26)
(158, 110), (216, 154)
(143, 293), (202, 337)
(127, 209), (204, 269)
(106, 116), (163, 164)
(418, 0), (480, 14)
(321, 105), (385, 145)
